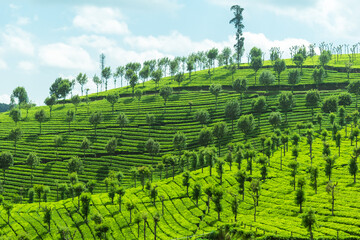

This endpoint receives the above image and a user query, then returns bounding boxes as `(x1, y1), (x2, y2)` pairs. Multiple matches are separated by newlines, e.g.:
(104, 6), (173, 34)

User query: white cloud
(18, 61), (35, 71)
(73, 6), (129, 35)
(9, 4), (19, 9)
(263, 0), (359, 40)
(39, 43), (96, 71)
(2, 25), (34, 55)
(17, 17), (30, 26)
(0, 94), (10, 104)
(68, 35), (117, 50)
(242, 32), (310, 60)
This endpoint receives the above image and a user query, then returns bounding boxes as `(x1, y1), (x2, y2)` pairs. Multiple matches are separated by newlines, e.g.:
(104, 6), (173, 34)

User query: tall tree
(326, 181), (338, 216)
(44, 94), (56, 118)
(293, 53), (304, 73)
(117, 112), (129, 136)
(207, 48), (219, 73)
(80, 137), (91, 159)
(306, 89), (321, 121)
(209, 84), (222, 110)
(12, 86), (28, 108)
(274, 59), (286, 87)
(288, 69), (301, 93)
(212, 186), (224, 221)
(301, 208), (317, 240)
(106, 93), (119, 114)
(93, 74), (102, 94)
(76, 73), (88, 96)
(229, 5), (245, 68)
(348, 80), (360, 109)
(279, 92), (294, 123)
(35, 109), (46, 135)
(145, 138), (160, 164)
(102, 67), (111, 91)
(232, 78), (247, 113)
(139, 65), (150, 87)
(0, 152), (14, 188)
(26, 152), (40, 185)
(159, 86), (173, 113)
(213, 122), (229, 156)
(8, 127), (22, 158)
(252, 96), (267, 127)
(65, 109), (75, 133)
(89, 112), (103, 136)
(9, 108), (21, 126)
(259, 70), (275, 94)
(225, 99), (240, 132)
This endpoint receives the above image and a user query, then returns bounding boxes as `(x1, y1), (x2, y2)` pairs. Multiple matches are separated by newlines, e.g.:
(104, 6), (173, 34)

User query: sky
(1, 0), (360, 105)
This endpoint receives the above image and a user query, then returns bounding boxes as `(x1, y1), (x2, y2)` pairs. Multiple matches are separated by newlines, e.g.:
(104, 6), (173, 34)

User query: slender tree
(35, 109), (46, 135)
(26, 152), (40, 185)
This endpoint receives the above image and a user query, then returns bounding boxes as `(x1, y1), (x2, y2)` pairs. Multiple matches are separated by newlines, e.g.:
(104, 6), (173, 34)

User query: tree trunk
(254, 203), (256, 222)
(143, 221), (146, 240)
(172, 165), (175, 180)
(154, 223), (157, 240)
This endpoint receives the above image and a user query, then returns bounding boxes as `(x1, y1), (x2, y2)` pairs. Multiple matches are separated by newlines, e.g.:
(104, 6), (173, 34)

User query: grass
(0, 53), (359, 239)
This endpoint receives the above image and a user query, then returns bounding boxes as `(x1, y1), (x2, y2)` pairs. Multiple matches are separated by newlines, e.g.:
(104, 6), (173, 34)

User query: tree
(3, 202), (13, 224)
(0, 152), (14, 188)
(338, 92), (352, 108)
(76, 73), (88, 96)
(207, 48), (219, 73)
(195, 109), (210, 126)
(279, 92), (294, 123)
(80, 192), (91, 222)
(259, 70), (275, 94)
(295, 179), (306, 213)
(116, 112), (129, 136)
(115, 66), (125, 88)
(249, 179), (260, 222)
(302, 208), (317, 240)
(80, 137), (91, 159)
(349, 156), (358, 183)
(209, 84), (222, 110)
(159, 86), (173, 112)
(274, 59), (286, 87)
(252, 96), (267, 127)
(310, 166), (319, 194)
(306, 89), (321, 121)
(288, 69), (301, 93)
(326, 181), (338, 216)
(101, 67), (111, 91)
(93, 74), (102, 94)
(235, 170), (246, 200)
(8, 127), (22, 158)
(322, 96), (338, 113)
(232, 78), (247, 113)
(325, 155), (336, 181)
(43, 206), (52, 232)
(138, 166), (151, 190)
(182, 171), (191, 196)
(106, 93), (119, 114)
(26, 152), (40, 185)
(129, 73), (138, 96)
(312, 67), (325, 87)
(250, 57), (262, 85)
(229, 5), (245, 68)
(163, 155), (177, 180)
(237, 114), (255, 139)
(192, 183), (202, 207)
(106, 137), (117, 166)
(53, 135), (63, 161)
(186, 60), (194, 79)
(212, 186), (224, 221)
(68, 156), (84, 174)
(142, 212), (148, 240)
(335, 132), (342, 156)
(345, 61), (353, 80)
(348, 80), (360, 109)
(95, 222), (110, 240)
(153, 212), (161, 240)
(319, 50), (332, 70)
(44, 95), (56, 118)
(268, 112), (282, 130)
(89, 112), (103, 136)
(213, 122), (229, 156)
(65, 109), (75, 134)
(288, 161), (299, 191)
(12, 86), (28, 108)
(225, 99), (240, 131)
(173, 132), (186, 157)
(198, 127), (212, 147)
(9, 108), (21, 125)
(135, 89), (142, 112)
(231, 195), (239, 222)
(58, 79), (71, 104)
(34, 184), (44, 208)
(145, 138), (160, 164)
(116, 186), (126, 212)
(139, 65), (150, 87)
(293, 53), (304, 73)
(174, 72), (185, 86)
(151, 69), (162, 91)
(216, 159), (225, 184)
(35, 109), (46, 134)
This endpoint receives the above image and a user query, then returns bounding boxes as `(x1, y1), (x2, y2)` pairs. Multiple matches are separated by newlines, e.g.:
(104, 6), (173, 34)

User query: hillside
(0, 131), (360, 239)
(0, 54), (359, 239)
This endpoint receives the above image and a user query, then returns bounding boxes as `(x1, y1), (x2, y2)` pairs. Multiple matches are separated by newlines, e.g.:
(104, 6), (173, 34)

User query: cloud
(9, 4), (19, 9)
(18, 61), (35, 71)
(73, 6), (129, 35)
(0, 94), (10, 104)
(68, 35), (117, 50)
(263, 0), (359, 40)
(2, 25), (35, 55)
(17, 17), (30, 26)
(242, 32), (310, 60)
(39, 43), (96, 70)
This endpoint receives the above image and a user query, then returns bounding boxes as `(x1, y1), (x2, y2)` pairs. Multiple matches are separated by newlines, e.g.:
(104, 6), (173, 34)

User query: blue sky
(1, 0), (359, 105)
